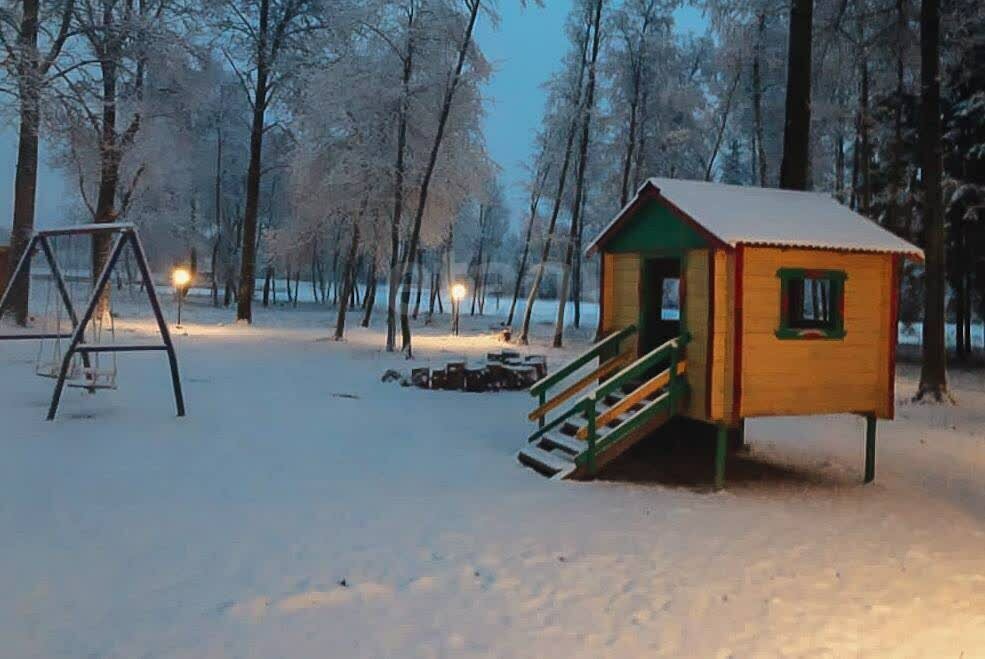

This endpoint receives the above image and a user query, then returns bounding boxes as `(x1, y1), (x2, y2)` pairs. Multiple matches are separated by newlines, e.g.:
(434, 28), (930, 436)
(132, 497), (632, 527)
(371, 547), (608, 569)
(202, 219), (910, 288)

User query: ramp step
(517, 446), (575, 479)
(538, 433), (585, 455)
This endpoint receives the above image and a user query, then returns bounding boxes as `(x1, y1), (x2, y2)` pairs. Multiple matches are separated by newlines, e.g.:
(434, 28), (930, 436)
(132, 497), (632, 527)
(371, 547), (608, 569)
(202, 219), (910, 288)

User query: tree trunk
(361, 275), (377, 327)
(507, 161), (549, 327)
(850, 128), (860, 209)
(471, 206), (485, 316)
(886, 0), (906, 234)
(552, 0), (603, 348)
(399, 0), (481, 356)
(262, 266), (272, 306)
(6, 0), (41, 326)
(334, 219), (362, 340)
(235, 0), (270, 323)
(361, 219), (380, 327)
(479, 253), (489, 315)
(704, 68), (742, 182)
(916, 0), (948, 400)
(778, 0), (813, 191)
(330, 222), (342, 306)
(91, 47), (128, 319)
(573, 185), (587, 329)
(386, 25), (414, 352)
(857, 18), (872, 216)
(212, 118), (224, 308)
(752, 12), (768, 187)
(619, 61), (641, 206)
(210, 238), (220, 307)
(412, 249), (424, 320)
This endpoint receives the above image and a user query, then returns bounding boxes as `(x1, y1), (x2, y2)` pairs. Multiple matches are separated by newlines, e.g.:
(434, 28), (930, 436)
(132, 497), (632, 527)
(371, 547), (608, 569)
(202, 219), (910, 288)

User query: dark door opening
(639, 257), (681, 355)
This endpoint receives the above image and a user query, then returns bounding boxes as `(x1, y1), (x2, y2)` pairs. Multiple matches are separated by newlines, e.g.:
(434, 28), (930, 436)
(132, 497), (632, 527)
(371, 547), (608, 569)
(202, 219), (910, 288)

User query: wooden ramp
(517, 329), (690, 480)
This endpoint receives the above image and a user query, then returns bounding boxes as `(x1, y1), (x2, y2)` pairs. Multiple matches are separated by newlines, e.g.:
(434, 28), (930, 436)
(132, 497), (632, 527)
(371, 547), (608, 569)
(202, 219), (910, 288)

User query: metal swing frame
(0, 223), (186, 420)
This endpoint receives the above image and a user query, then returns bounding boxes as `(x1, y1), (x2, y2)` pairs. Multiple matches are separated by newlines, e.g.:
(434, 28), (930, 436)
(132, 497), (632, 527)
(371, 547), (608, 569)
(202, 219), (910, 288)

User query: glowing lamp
(172, 267), (191, 327)
(451, 283), (466, 302)
(172, 268), (191, 288)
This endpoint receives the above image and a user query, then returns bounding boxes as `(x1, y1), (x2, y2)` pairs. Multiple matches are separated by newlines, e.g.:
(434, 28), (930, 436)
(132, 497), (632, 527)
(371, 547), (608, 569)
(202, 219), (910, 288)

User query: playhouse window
(776, 269), (846, 339)
(661, 278), (680, 320)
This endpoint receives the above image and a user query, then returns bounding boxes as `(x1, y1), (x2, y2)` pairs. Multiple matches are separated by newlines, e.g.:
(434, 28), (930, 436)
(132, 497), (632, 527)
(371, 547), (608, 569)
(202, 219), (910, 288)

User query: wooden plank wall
(687, 249), (734, 424)
(714, 250), (734, 423)
(602, 251), (640, 355)
(738, 247), (894, 419)
(683, 250), (709, 420)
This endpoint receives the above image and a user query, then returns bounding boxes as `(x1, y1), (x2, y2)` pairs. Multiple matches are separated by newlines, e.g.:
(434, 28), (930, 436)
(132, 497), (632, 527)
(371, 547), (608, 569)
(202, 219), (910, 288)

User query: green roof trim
(603, 199), (708, 253)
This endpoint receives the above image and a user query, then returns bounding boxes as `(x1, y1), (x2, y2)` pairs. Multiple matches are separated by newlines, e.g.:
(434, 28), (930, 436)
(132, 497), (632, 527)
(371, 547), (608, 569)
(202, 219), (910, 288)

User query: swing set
(0, 223), (185, 420)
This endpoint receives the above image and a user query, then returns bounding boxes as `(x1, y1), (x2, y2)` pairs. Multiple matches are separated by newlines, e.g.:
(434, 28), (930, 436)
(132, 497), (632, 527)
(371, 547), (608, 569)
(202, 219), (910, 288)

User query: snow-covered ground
(1, 299), (984, 658)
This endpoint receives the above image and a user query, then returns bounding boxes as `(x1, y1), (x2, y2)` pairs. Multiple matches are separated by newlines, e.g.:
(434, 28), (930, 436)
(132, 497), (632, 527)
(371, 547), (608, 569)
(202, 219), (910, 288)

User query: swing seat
(66, 367), (117, 390)
(35, 361), (81, 381)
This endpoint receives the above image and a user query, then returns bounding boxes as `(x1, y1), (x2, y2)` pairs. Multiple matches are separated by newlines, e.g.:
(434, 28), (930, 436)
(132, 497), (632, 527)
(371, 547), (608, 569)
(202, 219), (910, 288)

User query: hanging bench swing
(0, 223), (185, 420)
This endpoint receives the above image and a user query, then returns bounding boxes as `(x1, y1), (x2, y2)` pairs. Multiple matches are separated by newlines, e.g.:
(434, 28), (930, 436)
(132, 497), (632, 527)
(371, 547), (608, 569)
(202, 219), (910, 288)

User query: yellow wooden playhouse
(518, 178), (923, 488)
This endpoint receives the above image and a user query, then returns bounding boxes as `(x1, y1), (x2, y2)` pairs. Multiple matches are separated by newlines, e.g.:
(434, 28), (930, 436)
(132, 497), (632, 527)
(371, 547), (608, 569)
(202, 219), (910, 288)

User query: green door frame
(637, 250), (688, 356)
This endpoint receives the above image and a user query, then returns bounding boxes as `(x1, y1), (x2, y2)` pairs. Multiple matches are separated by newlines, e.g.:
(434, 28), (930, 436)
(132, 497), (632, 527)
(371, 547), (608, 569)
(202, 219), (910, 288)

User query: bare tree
(220, 0), (333, 322)
(505, 149), (550, 326)
(397, 0), (483, 357)
(553, 0), (603, 348)
(518, 9), (592, 345)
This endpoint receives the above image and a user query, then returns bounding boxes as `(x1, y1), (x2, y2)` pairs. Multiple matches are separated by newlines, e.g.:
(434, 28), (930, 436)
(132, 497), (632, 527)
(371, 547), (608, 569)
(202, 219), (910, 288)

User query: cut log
(445, 361), (466, 390)
(430, 369), (448, 390)
(464, 367), (488, 392)
(411, 367), (430, 389)
(524, 355), (547, 379)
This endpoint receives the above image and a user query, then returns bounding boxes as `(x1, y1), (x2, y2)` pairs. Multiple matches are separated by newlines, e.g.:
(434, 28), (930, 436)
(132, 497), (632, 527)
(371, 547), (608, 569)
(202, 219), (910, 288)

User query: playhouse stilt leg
(714, 424), (728, 491)
(864, 415), (877, 484)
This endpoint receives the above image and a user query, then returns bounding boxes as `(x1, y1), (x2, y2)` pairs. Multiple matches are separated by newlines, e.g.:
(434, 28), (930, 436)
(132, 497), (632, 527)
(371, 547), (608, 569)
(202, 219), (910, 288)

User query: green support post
(586, 398), (597, 476)
(666, 347), (676, 410)
(864, 415), (877, 484)
(714, 424), (728, 491)
(538, 390), (546, 428)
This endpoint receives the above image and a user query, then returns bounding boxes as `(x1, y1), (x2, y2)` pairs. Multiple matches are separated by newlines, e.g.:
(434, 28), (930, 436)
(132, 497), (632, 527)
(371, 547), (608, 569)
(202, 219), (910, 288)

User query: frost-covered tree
(45, 0), (191, 291)
(210, 0), (352, 323)
(0, 0), (74, 325)
(396, 0), (491, 357)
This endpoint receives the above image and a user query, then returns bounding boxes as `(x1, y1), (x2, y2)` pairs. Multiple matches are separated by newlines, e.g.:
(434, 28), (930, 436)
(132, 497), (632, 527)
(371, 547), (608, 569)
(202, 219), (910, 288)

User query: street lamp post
(172, 267), (191, 327)
(451, 283), (466, 336)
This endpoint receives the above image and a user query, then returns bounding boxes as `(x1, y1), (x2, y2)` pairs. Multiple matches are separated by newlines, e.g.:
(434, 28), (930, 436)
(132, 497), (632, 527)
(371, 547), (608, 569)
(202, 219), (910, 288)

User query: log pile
(386, 351), (548, 392)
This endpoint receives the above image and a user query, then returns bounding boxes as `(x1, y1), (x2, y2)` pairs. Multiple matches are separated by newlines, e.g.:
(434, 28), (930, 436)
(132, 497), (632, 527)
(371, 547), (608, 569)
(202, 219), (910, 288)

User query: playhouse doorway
(639, 257), (681, 355)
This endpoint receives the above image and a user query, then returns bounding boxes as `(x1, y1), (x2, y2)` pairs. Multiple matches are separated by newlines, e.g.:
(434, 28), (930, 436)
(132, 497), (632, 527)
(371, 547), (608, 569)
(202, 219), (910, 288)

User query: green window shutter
(775, 268), (847, 340)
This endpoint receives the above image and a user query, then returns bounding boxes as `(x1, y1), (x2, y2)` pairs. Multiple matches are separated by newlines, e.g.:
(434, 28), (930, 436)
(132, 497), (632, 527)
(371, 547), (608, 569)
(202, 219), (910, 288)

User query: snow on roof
(588, 178), (924, 259)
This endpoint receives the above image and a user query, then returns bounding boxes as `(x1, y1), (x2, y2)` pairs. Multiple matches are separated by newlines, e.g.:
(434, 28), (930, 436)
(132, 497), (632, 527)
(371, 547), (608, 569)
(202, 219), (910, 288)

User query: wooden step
(538, 432), (585, 456)
(517, 446), (576, 479)
(570, 393), (677, 476)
